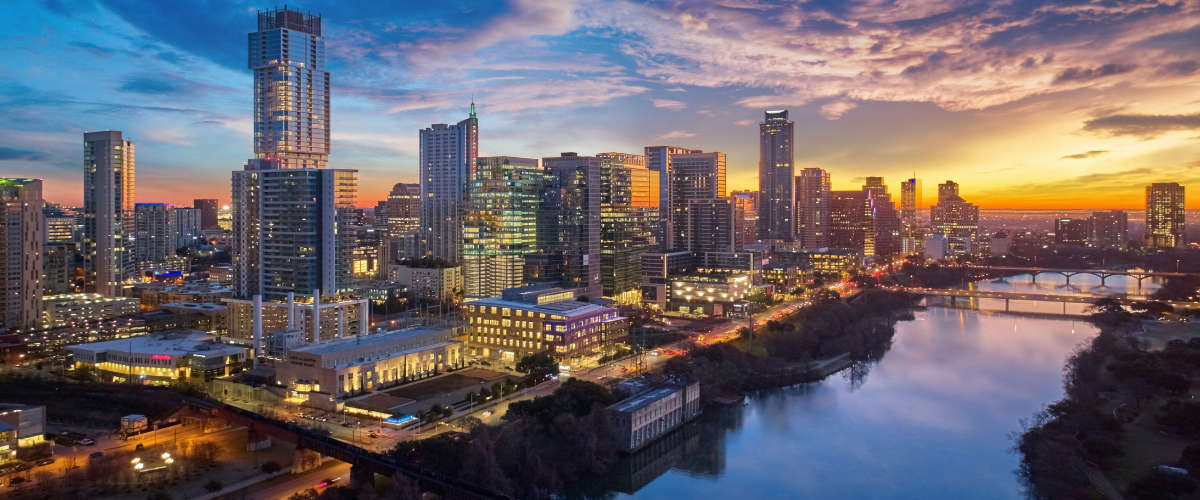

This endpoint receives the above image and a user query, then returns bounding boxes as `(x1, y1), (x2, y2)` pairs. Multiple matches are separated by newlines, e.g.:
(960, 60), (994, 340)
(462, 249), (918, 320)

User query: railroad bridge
(182, 398), (511, 500)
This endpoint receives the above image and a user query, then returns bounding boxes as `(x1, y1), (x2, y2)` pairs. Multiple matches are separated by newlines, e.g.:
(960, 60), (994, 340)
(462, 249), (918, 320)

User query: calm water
(590, 276), (1157, 500)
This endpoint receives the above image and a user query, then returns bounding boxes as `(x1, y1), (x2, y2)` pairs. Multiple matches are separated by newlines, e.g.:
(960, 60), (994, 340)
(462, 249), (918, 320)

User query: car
(79, 438), (95, 445)
(650, 351), (659, 356)
(316, 477), (340, 488)
(33, 458), (55, 467)
(482, 411), (493, 417)
(341, 422), (352, 428)
(9, 476), (26, 485)
(368, 432), (379, 439)
(13, 463), (32, 472)
(87, 452), (104, 460)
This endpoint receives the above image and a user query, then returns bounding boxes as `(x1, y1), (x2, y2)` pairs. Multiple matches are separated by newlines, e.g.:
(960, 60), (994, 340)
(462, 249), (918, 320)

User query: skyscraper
(900, 177), (923, 253)
(645, 146), (697, 251)
(134, 204), (177, 272)
(0, 179), (43, 328)
(863, 177), (902, 257)
(380, 183), (420, 262)
(419, 105), (479, 263)
(830, 190), (873, 256)
(687, 199), (737, 253)
(1146, 183), (1186, 248)
(194, 199), (219, 230)
(232, 161), (358, 300)
(929, 181), (979, 255)
(462, 157), (544, 299)
(538, 153), (603, 298)
(83, 131), (135, 297)
(175, 208), (202, 248)
(249, 7), (329, 169)
(667, 151), (726, 251)
(795, 168), (831, 249)
(731, 190), (758, 251)
(1090, 210), (1128, 250)
(1054, 218), (1091, 246)
(758, 110), (795, 242)
(597, 152), (657, 302)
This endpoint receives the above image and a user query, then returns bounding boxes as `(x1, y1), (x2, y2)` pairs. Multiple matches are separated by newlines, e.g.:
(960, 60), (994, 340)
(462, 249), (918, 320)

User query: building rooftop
(289, 326), (451, 356)
(610, 386), (681, 413)
(163, 302), (227, 311)
(67, 331), (245, 357)
(469, 296), (614, 318)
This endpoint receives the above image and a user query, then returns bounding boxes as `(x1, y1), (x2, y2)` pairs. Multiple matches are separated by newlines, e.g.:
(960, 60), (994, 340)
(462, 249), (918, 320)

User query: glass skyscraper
(83, 131), (135, 297)
(249, 7), (329, 169)
(419, 105), (479, 263)
(759, 110), (795, 242)
(462, 157), (544, 299)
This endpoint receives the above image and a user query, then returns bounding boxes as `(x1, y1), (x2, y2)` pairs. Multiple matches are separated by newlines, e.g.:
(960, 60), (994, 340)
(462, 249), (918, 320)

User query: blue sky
(3, 0), (1200, 208)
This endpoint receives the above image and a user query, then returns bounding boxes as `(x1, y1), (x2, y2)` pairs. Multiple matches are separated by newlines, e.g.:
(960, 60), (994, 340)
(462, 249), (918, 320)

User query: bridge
(894, 287), (1200, 312)
(182, 398), (511, 500)
(963, 265), (1197, 289)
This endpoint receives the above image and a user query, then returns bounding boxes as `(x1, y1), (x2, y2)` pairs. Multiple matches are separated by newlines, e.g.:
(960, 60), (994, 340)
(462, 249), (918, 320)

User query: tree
(387, 473), (423, 500)
(515, 353), (558, 380)
(147, 493), (172, 500)
(1127, 469), (1197, 500)
(458, 416), (483, 432)
(1154, 373), (1192, 395)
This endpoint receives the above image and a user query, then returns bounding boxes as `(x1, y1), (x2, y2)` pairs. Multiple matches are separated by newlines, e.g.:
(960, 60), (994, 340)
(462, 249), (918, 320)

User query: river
(570, 275), (1158, 500)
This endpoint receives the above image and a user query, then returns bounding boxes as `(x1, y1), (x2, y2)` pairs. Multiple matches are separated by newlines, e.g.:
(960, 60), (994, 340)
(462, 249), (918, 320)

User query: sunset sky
(2, 0), (1199, 209)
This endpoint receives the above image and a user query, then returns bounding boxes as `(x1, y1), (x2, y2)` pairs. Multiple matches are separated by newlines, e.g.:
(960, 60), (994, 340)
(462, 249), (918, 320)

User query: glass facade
(598, 153), (657, 302)
(462, 157), (544, 299)
(83, 131), (135, 297)
(248, 8), (329, 169)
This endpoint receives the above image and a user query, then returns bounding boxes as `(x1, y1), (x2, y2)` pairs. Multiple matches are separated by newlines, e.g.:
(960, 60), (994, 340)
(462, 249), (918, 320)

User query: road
(248, 461), (351, 500)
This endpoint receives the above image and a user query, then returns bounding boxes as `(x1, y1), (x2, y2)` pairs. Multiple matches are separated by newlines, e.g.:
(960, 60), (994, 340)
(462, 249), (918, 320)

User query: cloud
(664, 87), (687, 92)
(1053, 64), (1137, 84)
(1157, 61), (1200, 76)
(734, 119), (755, 126)
(1083, 113), (1200, 139)
(1061, 150), (1109, 160)
(0, 147), (48, 161)
(656, 130), (696, 140)
(819, 101), (857, 120)
(119, 76), (184, 95)
(653, 99), (687, 111)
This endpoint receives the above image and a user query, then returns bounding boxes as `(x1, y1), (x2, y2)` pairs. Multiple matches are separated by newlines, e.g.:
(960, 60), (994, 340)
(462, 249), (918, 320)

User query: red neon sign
(152, 355), (171, 360)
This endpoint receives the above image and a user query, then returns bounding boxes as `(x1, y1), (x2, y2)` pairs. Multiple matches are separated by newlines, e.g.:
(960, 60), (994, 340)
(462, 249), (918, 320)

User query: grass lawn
(1105, 398), (1194, 490)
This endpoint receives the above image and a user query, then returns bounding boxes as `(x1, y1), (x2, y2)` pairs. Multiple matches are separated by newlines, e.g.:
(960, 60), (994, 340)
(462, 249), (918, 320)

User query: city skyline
(2, 1), (1199, 209)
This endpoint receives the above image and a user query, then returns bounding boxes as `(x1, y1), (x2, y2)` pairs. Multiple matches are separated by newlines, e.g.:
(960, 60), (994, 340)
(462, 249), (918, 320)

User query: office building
(639, 251), (758, 312)
(667, 151), (727, 251)
(249, 7), (329, 169)
(388, 263), (463, 302)
(538, 154), (603, 298)
(608, 380), (701, 453)
(900, 177), (922, 222)
(67, 331), (250, 384)
(686, 199), (737, 253)
(1054, 218), (1090, 246)
(1090, 210), (1128, 250)
(924, 233), (951, 260)
(928, 181), (979, 255)
(0, 404), (47, 449)
(795, 168), (831, 249)
(419, 105), (479, 263)
(990, 231), (1011, 257)
(131, 281), (234, 309)
(232, 162), (358, 301)
(598, 152), (658, 302)
(829, 190), (873, 256)
(277, 325), (463, 401)
(1146, 183), (1186, 248)
(175, 208), (202, 249)
(43, 243), (75, 296)
(43, 205), (75, 245)
(464, 284), (627, 364)
(42, 293), (141, 327)
(134, 204), (177, 272)
(0, 179), (43, 328)
(462, 157), (545, 299)
(83, 131), (135, 297)
(217, 205), (232, 231)
(194, 199), (219, 230)
(758, 110), (795, 242)
(225, 294), (368, 343)
(731, 190), (758, 250)
(863, 177), (902, 257)
(380, 183), (420, 262)
(645, 146), (695, 251)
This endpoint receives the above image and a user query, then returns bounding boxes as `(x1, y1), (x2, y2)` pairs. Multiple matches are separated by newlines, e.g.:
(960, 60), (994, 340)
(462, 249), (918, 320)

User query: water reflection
(573, 279), (1095, 499)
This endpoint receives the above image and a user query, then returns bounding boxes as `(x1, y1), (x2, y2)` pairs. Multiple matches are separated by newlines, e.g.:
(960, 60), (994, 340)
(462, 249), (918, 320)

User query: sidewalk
(187, 457), (336, 500)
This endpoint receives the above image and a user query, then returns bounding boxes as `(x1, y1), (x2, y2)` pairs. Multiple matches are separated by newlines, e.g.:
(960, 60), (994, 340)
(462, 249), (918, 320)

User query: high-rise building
(0, 179), (43, 328)
(597, 152), (658, 302)
(645, 146), (697, 252)
(462, 157), (544, 299)
(380, 183), (420, 263)
(83, 131), (135, 297)
(668, 151), (726, 251)
(795, 168), (831, 249)
(418, 105), (479, 263)
(1146, 183), (1186, 248)
(900, 177), (923, 254)
(134, 204), (177, 272)
(1090, 210), (1128, 250)
(758, 110), (795, 242)
(194, 199), (219, 230)
(43, 205), (75, 245)
(687, 199), (737, 253)
(863, 177), (902, 257)
(929, 181), (979, 255)
(43, 243), (74, 296)
(1054, 218), (1091, 246)
(731, 191), (758, 251)
(830, 190), (873, 256)
(175, 208), (202, 249)
(537, 153), (603, 298)
(249, 7), (329, 169)
(232, 160), (358, 301)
